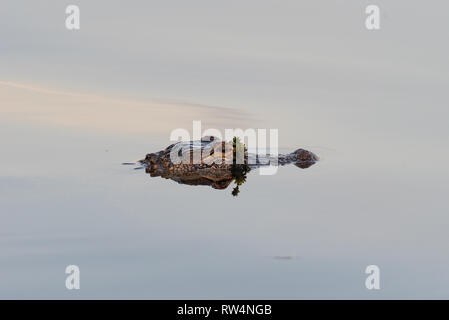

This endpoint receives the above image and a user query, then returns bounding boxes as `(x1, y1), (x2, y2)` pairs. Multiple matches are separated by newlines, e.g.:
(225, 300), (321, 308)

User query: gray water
(1, 0), (448, 299)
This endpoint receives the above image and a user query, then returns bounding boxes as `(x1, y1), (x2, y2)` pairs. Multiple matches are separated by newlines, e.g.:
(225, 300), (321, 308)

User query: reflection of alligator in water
(137, 136), (318, 196)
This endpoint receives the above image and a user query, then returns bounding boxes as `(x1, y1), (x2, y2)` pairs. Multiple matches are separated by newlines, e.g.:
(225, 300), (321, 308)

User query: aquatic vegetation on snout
(130, 136), (318, 196)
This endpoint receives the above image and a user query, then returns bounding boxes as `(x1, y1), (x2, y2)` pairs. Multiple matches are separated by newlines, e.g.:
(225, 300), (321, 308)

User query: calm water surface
(1, 0), (449, 299)
(1, 117), (448, 299)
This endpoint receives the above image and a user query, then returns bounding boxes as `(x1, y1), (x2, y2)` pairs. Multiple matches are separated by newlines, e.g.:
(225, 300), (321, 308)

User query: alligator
(136, 136), (318, 196)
